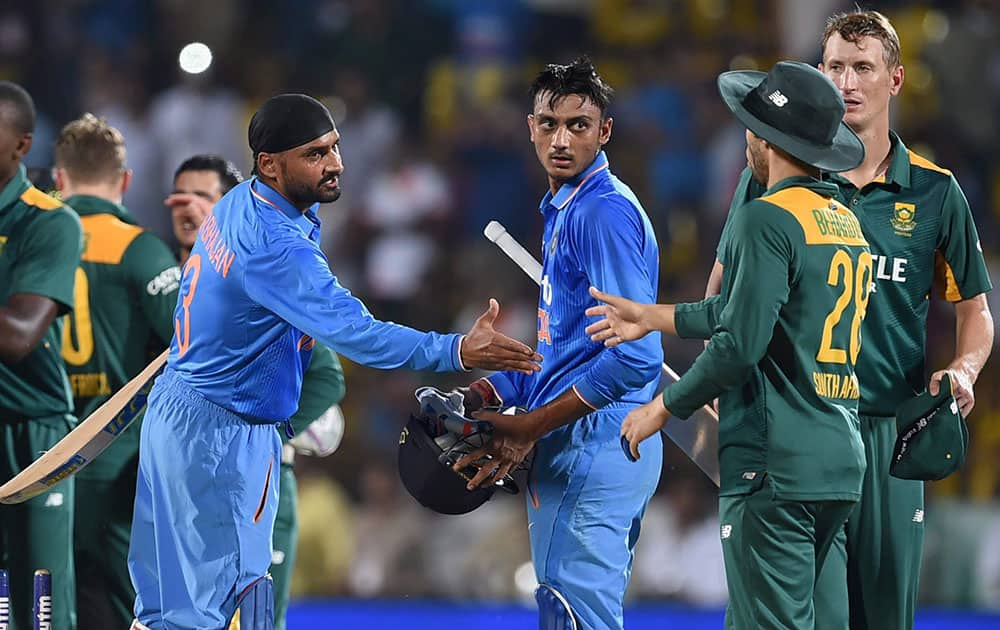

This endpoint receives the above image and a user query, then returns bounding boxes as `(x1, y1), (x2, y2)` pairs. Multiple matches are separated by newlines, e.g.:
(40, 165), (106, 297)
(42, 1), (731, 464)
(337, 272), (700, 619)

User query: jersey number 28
(817, 250), (873, 366)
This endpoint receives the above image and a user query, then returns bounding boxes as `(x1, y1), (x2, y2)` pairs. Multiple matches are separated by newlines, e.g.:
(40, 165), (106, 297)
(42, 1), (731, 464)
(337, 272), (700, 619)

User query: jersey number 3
(174, 254), (202, 357)
(817, 250), (873, 365)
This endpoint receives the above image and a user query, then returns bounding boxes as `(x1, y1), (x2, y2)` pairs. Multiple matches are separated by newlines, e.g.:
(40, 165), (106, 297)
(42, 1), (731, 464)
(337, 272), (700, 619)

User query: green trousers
(721, 478), (856, 630)
(0, 415), (77, 630)
(73, 458), (138, 630)
(271, 463), (298, 630)
(814, 415), (924, 630)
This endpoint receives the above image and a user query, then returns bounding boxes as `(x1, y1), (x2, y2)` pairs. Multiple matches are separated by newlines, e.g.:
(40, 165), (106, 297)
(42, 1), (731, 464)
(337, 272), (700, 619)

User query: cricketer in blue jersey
(453, 58), (663, 630)
(126, 94), (541, 630)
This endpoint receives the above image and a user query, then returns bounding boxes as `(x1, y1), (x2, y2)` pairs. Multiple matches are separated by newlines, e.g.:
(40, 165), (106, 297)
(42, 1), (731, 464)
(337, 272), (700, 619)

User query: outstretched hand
(620, 397), (671, 461)
(585, 286), (650, 347)
(461, 299), (542, 374)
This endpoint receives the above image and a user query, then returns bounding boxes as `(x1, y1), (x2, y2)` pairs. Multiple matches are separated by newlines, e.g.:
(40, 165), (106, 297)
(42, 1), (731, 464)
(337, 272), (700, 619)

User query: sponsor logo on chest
(870, 254), (908, 289)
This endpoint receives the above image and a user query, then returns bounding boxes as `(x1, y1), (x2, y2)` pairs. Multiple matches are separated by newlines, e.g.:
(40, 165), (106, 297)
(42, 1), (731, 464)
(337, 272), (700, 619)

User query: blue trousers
(528, 407), (662, 630)
(128, 369), (281, 629)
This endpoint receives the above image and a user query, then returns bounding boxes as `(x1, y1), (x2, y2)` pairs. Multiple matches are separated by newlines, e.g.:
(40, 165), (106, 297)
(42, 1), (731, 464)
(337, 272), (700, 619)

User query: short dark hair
(174, 154), (243, 194)
(529, 56), (614, 118)
(0, 81), (35, 134)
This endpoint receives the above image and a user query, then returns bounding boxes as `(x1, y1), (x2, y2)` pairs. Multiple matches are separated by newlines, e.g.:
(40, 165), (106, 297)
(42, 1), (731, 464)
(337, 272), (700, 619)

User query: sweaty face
(528, 92), (611, 190)
(820, 33), (902, 134)
(171, 170), (222, 248)
(745, 130), (768, 186)
(274, 129), (343, 208)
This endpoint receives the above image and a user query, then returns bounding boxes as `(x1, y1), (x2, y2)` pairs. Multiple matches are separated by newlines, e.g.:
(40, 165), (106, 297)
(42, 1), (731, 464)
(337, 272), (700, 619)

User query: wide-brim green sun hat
(718, 61), (865, 173)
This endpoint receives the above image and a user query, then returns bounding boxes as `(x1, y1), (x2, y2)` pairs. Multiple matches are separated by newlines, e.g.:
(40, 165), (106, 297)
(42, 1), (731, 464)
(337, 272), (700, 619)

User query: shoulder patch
(760, 187), (867, 247)
(19, 186), (63, 211)
(907, 150), (951, 176)
(81, 214), (144, 264)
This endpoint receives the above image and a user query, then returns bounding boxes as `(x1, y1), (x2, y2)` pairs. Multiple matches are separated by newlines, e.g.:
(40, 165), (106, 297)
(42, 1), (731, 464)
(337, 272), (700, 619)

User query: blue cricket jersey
(486, 152), (662, 411)
(168, 178), (464, 421)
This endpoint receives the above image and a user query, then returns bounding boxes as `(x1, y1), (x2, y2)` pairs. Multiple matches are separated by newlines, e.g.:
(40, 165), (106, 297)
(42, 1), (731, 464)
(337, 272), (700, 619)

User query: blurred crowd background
(8, 0), (1000, 612)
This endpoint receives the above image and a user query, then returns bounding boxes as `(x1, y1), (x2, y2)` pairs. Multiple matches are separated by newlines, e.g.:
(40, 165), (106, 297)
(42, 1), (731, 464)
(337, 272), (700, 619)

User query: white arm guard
(289, 404), (345, 458)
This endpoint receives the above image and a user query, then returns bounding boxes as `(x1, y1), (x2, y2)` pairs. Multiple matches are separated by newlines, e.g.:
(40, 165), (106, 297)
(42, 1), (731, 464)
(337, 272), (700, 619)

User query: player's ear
(889, 63), (904, 96)
(527, 114), (536, 143)
(120, 169), (133, 196)
(599, 115), (612, 146)
(256, 152), (278, 179)
(53, 167), (67, 193)
(14, 132), (31, 160)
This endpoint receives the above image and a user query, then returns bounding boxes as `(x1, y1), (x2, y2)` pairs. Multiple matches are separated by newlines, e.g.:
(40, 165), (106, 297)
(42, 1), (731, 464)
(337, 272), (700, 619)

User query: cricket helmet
(397, 395), (523, 515)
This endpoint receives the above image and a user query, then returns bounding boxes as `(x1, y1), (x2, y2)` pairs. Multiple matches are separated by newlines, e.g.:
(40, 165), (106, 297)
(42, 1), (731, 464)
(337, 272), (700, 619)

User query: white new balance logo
(913, 509), (924, 523)
(721, 524), (733, 539)
(768, 90), (788, 107)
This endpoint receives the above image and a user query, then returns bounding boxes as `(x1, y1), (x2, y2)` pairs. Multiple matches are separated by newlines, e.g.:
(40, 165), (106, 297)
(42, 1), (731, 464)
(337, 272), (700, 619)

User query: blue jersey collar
(249, 177), (321, 234)
(540, 151), (609, 212)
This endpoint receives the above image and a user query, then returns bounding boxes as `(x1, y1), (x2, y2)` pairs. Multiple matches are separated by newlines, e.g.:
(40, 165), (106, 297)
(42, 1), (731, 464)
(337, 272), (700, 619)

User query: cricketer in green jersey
(271, 343), (345, 630)
(588, 61), (871, 629)
(0, 82), (83, 630)
(53, 113), (181, 630)
(170, 155), (347, 630)
(706, 11), (993, 630)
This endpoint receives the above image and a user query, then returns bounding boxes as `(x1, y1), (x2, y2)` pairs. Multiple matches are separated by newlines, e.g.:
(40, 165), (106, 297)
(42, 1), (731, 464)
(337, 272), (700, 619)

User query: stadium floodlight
(178, 42), (213, 75)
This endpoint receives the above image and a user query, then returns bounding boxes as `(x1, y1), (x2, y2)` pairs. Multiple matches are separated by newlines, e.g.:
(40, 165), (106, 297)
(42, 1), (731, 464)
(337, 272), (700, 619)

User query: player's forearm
(0, 313), (43, 364)
(641, 303), (677, 336)
(950, 294), (994, 382)
(525, 388), (596, 439)
(0, 297), (59, 364)
(673, 296), (725, 340)
(662, 329), (758, 418)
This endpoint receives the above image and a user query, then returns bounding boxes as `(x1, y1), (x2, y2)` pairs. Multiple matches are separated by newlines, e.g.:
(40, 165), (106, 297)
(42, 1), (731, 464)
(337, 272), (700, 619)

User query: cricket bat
(484, 221), (721, 487)
(0, 350), (168, 504)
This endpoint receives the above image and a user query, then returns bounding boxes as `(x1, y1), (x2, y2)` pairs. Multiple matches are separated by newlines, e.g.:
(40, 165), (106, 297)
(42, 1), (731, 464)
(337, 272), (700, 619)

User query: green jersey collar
(0, 164), (33, 212)
(764, 175), (839, 198)
(879, 130), (911, 188)
(827, 130), (910, 190)
(65, 194), (138, 225)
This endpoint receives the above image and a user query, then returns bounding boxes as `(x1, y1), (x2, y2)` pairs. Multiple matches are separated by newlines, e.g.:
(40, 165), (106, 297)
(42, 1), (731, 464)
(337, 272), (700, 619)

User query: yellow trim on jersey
(19, 186), (63, 210)
(908, 150), (952, 176)
(80, 214), (143, 264)
(760, 188), (868, 247)
(934, 250), (963, 302)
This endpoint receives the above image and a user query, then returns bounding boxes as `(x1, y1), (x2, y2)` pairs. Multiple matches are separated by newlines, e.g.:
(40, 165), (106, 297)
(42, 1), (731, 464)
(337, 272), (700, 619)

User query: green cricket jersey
(62, 195), (180, 479)
(0, 164), (82, 421)
(286, 342), (346, 440)
(721, 133), (992, 415)
(671, 177), (869, 500)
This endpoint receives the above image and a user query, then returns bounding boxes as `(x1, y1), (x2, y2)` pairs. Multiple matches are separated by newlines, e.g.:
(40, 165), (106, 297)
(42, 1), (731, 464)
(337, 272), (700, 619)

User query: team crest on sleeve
(891, 202), (916, 237)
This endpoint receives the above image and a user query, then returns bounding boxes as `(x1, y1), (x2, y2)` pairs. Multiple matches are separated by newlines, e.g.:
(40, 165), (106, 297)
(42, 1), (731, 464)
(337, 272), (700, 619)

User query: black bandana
(248, 93), (335, 155)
